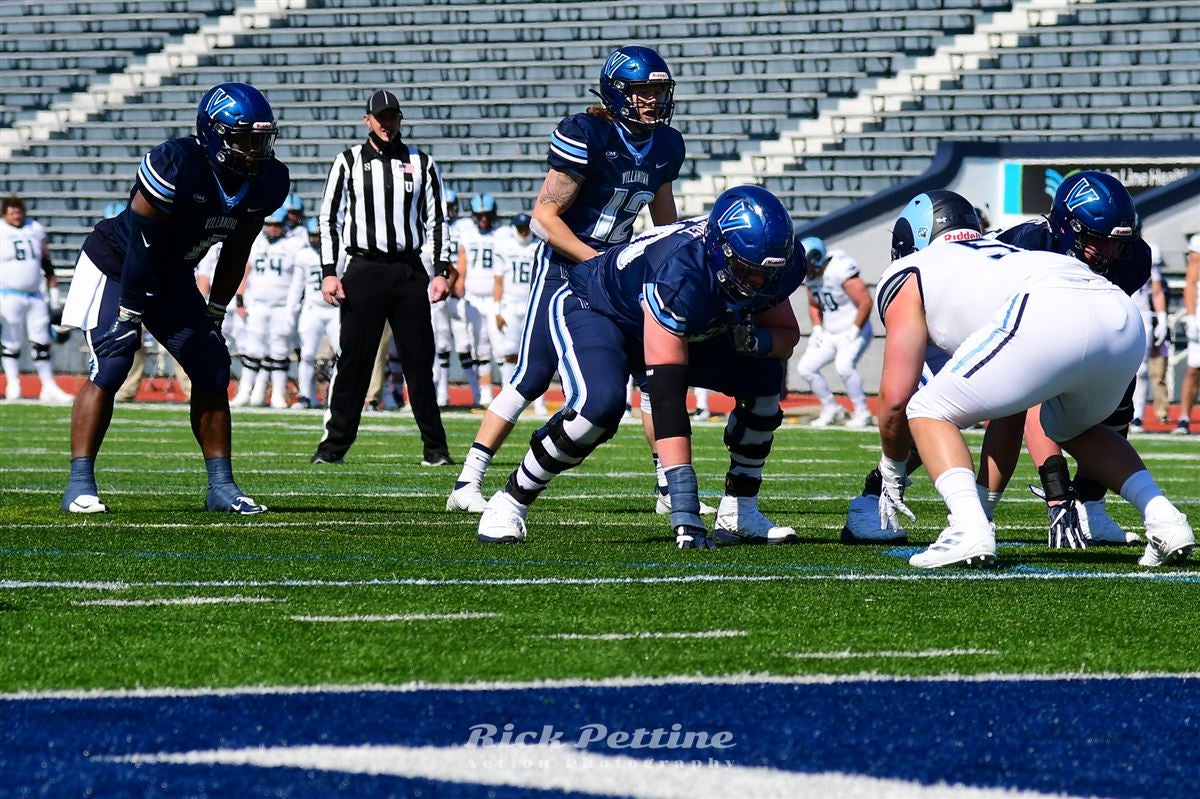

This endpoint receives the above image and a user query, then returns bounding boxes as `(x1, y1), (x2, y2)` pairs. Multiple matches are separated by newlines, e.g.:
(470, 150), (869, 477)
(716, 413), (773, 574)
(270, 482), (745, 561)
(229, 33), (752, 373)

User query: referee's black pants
(317, 255), (449, 461)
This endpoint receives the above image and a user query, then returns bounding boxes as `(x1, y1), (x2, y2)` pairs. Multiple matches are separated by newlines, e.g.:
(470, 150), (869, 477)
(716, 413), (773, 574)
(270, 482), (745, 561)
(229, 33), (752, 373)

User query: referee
(312, 89), (454, 466)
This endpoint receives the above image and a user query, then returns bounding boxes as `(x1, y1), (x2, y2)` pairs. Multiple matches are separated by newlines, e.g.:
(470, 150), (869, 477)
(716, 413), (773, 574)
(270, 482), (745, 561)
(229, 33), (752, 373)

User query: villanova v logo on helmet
(717, 200), (755, 233)
(205, 88), (238, 117)
(1064, 177), (1101, 211)
(604, 51), (632, 77)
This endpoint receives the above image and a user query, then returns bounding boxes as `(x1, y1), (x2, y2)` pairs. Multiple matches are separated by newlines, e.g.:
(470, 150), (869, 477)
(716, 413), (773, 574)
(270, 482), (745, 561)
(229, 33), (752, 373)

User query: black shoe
(311, 451), (343, 465)
(421, 452), (454, 467)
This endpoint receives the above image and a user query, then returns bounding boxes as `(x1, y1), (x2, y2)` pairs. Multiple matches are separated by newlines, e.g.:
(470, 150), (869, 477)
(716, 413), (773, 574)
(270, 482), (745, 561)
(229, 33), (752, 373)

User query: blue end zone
(3, 677), (1197, 797)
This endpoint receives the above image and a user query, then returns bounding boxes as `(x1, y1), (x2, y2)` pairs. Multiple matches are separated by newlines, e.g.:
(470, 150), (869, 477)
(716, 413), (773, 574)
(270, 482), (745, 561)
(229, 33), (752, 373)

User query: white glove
(48, 285), (62, 309)
(809, 325), (825, 347)
(1186, 315), (1199, 344)
(877, 455), (916, 532)
(840, 325), (863, 344)
(1152, 312), (1168, 348)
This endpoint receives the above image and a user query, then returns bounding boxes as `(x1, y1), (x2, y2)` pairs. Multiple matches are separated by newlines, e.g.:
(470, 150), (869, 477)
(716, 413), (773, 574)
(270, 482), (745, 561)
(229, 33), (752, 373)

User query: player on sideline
(59, 82), (289, 513)
(1, 196), (74, 403)
(873, 190), (1192, 569)
(453, 193), (502, 407)
(476, 185), (803, 550)
(1174, 233), (1199, 435)
(295, 217), (339, 408)
(432, 188), (476, 407)
(447, 45), (687, 514)
(793, 236), (874, 428)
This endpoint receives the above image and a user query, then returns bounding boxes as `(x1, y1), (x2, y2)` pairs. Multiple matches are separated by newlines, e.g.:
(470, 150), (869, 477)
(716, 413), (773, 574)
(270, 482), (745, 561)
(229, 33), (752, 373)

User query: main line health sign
(1002, 162), (1195, 215)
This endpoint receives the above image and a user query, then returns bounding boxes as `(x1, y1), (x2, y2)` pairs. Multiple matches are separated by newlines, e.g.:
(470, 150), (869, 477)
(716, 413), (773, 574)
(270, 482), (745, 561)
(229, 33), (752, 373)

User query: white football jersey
(1133, 245), (1164, 314)
(495, 234), (539, 312)
(295, 244), (327, 309)
(876, 237), (1118, 355)
(244, 233), (303, 305)
(0, 218), (48, 292)
(458, 225), (499, 300)
(805, 249), (861, 333)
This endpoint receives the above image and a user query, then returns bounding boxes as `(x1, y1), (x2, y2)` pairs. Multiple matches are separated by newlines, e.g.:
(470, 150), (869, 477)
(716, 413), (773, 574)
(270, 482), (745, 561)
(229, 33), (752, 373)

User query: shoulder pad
(548, 113), (593, 170)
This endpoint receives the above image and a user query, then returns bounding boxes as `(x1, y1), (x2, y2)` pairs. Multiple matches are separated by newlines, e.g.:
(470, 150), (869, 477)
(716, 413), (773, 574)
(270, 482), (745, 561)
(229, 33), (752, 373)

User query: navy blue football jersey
(995, 218), (1150, 297)
(84, 137), (290, 285)
(569, 220), (804, 342)
(546, 113), (684, 266)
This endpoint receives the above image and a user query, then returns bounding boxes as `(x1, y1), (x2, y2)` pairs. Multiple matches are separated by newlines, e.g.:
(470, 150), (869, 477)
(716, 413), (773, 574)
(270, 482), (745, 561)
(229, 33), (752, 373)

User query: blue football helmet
(102, 201), (125, 220)
(444, 188), (459, 213)
(705, 185), (795, 305)
(195, 82), (278, 178)
(799, 235), (828, 278)
(305, 217), (320, 236)
(283, 192), (304, 213)
(890, 190), (981, 261)
(596, 45), (675, 133)
(470, 193), (497, 215)
(511, 212), (532, 230)
(1048, 170), (1136, 274)
(264, 206), (287, 225)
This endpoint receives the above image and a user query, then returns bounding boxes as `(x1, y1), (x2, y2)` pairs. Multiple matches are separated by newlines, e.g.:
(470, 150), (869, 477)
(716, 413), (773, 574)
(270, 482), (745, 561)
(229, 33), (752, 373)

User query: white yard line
(549, 630), (746, 641)
(785, 648), (999, 660)
(72, 595), (277, 608)
(107, 742), (1087, 799)
(291, 612), (498, 623)
(5, 670), (1197, 703)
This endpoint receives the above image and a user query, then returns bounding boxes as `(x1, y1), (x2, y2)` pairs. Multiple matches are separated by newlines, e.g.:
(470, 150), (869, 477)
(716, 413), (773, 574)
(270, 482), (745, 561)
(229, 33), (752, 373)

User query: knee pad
(723, 396), (783, 463)
(458, 351), (474, 368)
(265, 357), (290, 372)
(528, 408), (616, 473)
(32, 343), (51, 362)
(437, 351), (451, 367)
(240, 355), (263, 371)
(1, 346), (20, 360)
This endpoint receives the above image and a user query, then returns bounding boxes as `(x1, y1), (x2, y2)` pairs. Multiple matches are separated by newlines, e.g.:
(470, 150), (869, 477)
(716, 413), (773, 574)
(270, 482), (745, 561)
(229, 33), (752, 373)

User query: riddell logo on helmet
(939, 230), (981, 242)
(648, 71), (669, 80)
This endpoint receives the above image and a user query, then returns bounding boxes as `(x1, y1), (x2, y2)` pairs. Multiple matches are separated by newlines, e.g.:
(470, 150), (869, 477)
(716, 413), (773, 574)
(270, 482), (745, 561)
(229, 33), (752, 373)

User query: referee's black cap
(366, 89), (401, 116)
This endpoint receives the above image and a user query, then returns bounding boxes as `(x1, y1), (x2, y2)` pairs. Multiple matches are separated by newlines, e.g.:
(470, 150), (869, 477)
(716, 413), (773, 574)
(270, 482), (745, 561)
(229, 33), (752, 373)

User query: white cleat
(38, 384), (74, 404)
(1138, 512), (1195, 567)
(809, 405), (847, 427)
(909, 517), (996, 569)
(844, 409), (875, 429)
(655, 492), (716, 516)
(841, 494), (908, 544)
(476, 491), (529, 544)
(713, 495), (797, 545)
(65, 494), (108, 513)
(446, 484), (489, 513)
(5, 384), (22, 401)
(1080, 500), (1140, 545)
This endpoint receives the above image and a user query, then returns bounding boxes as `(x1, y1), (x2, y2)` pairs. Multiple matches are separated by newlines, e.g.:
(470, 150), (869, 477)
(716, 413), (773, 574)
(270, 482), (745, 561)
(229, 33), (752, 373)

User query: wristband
(434, 261), (451, 279)
(207, 300), (227, 319)
(116, 306), (143, 323)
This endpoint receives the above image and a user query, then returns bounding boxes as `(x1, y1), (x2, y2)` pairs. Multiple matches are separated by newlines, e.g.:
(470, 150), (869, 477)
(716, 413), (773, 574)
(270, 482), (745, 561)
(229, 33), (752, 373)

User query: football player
(231, 206), (304, 409)
(452, 193), (502, 406)
(449, 45), (687, 514)
(282, 192), (306, 239)
(1130, 243), (1170, 432)
(1, 196), (73, 403)
(794, 236), (874, 428)
(476, 185), (803, 550)
(873, 190), (1192, 569)
(492, 212), (547, 415)
(431, 188), (476, 407)
(59, 82), (289, 513)
(1176, 233), (1200, 435)
(295, 217), (339, 408)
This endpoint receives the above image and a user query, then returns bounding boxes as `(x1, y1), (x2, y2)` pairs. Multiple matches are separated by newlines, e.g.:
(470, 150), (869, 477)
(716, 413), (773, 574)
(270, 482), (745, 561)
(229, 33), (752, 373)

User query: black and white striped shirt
(318, 141), (450, 276)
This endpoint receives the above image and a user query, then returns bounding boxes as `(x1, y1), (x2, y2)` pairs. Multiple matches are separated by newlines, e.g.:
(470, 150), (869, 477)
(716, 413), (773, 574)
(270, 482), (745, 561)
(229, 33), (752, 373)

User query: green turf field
(2, 403), (1197, 692)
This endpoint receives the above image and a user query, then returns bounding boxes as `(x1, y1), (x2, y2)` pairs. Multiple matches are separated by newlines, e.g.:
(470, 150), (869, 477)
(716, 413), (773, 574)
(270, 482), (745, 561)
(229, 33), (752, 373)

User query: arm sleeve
(319, 149), (351, 277)
(547, 115), (591, 179)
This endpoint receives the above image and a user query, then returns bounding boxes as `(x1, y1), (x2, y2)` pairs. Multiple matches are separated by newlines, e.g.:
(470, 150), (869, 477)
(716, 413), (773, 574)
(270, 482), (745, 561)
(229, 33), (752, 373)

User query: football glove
(1152, 312), (1169, 348)
(839, 324), (863, 344)
(1047, 500), (1087, 549)
(205, 301), (228, 346)
(675, 524), (715, 550)
(1186, 315), (1198, 344)
(93, 307), (142, 358)
(878, 455), (916, 532)
(731, 322), (773, 357)
(809, 325), (825, 348)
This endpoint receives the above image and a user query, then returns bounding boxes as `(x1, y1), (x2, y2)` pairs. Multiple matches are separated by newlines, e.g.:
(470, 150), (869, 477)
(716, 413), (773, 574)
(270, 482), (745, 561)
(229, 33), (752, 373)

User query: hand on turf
(93, 311), (142, 358)
(1047, 500), (1087, 549)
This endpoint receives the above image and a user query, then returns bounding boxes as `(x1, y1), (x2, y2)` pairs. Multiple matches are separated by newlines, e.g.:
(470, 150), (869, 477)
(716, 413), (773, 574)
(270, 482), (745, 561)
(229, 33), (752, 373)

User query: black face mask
(369, 130), (403, 155)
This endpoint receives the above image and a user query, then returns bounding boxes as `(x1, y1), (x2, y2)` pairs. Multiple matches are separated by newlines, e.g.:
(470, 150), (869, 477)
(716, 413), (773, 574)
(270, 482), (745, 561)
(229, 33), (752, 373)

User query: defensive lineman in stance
(476, 185), (803, 550)
(873, 191), (1192, 568)
(60, 82), (288, 513)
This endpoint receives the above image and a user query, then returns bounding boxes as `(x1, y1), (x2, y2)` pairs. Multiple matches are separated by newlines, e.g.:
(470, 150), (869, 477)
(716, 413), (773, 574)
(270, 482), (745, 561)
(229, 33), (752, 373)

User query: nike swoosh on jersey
(141, 232), (151, 248)
(656, 161), (670, 168)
